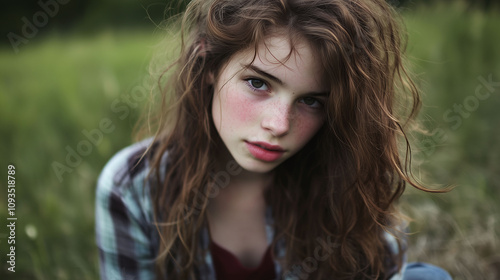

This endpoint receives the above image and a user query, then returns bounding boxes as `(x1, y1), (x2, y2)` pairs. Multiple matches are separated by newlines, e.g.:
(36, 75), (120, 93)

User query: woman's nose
(261, 100), (291, 137)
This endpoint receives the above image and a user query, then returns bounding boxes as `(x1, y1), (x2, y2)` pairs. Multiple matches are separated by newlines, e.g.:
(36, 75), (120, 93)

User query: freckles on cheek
(293, 114), (324, 142)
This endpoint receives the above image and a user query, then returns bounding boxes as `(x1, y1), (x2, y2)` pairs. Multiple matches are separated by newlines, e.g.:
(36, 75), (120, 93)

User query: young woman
(95, 0), (452, 279)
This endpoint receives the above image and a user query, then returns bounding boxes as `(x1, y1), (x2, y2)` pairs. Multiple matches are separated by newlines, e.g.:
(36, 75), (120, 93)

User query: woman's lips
(245, 141), (285, 162)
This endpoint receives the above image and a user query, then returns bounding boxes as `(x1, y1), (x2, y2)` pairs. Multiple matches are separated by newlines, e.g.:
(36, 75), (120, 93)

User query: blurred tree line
(1, 0), (189, 46)
(1, 0), (499, 46)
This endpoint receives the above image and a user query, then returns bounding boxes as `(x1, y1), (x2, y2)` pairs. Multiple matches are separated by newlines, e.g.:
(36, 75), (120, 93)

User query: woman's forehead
(230, 34), (328, 93)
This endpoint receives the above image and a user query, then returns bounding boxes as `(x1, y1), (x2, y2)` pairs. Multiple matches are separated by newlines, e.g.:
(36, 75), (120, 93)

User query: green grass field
(1, 2), (499, 279)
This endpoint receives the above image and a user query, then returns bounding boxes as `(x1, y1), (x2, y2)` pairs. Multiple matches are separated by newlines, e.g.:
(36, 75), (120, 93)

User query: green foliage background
(1, 1), (499, 279)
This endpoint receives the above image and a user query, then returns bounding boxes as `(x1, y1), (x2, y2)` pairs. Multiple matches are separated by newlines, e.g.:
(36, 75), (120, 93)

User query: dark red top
(209, 238), (276, 280)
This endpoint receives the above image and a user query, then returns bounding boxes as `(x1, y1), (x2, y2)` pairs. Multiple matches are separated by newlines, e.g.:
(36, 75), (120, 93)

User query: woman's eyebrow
(243, 64), (329, 96)
(244, 64), (284, 85)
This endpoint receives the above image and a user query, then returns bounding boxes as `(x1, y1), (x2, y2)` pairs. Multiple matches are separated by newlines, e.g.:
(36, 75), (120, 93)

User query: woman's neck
(210, 152), (274, 213)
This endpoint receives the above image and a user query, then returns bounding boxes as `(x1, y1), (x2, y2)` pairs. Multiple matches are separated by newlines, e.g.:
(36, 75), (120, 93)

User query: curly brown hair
(139, 0), (443, 279)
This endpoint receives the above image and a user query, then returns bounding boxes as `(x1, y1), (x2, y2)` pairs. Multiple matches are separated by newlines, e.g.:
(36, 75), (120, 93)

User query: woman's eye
(246, 79), (268, 91)
(300, 97), (323, 108)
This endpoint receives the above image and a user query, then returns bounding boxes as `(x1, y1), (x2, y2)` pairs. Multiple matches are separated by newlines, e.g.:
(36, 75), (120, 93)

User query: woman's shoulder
(95, 138), (161, 217)
(95, 138), (161, 278)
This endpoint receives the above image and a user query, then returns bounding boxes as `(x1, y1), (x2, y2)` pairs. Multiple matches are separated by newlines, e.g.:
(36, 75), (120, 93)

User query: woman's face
(212, 34), (328, 174)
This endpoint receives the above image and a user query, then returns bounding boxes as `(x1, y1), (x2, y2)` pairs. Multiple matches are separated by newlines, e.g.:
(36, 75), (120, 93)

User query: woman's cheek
(225, 88), (259, 124)
(294, 113), (324, 144)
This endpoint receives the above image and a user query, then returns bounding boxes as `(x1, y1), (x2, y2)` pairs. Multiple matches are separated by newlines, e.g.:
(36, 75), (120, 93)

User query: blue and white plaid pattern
(95, 140), (404, 280)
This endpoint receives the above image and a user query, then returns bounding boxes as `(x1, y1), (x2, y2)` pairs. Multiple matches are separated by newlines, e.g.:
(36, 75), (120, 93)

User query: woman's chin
(235, 157), (280, 175)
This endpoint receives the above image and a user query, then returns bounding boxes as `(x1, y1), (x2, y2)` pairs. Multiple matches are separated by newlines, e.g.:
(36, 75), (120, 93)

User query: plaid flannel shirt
(95, 140), (406, 280)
